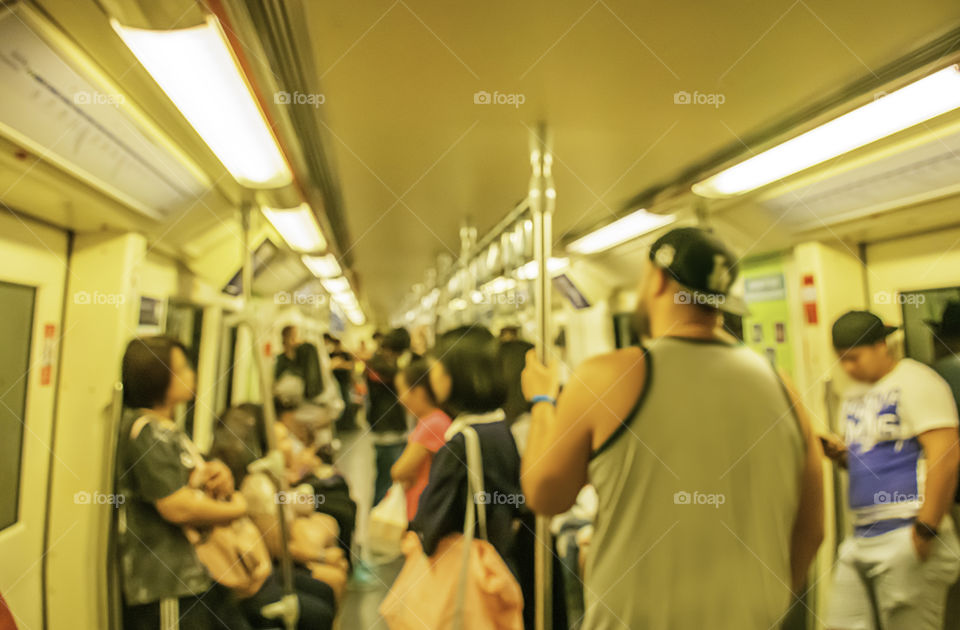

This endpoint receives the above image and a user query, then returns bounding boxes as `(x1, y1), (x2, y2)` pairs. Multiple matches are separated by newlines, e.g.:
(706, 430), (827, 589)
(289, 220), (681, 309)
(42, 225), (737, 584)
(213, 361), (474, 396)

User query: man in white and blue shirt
(825, 310), (960, 630)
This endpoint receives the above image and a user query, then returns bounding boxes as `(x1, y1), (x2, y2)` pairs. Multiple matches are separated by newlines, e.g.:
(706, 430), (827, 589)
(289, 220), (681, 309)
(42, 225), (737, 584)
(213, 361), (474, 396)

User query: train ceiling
(3, 0), (960, 322)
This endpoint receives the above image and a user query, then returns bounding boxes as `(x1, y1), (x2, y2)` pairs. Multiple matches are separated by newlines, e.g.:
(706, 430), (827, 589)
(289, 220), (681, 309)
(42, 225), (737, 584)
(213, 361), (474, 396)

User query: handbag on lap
(187, 516), (272, 599)
(173, 419), (272, 600)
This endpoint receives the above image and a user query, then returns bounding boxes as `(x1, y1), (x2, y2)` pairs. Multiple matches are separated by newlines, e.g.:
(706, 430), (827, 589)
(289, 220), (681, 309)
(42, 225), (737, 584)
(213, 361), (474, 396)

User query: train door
(165, 300), (204, 435)
(0, 211), (67, 629)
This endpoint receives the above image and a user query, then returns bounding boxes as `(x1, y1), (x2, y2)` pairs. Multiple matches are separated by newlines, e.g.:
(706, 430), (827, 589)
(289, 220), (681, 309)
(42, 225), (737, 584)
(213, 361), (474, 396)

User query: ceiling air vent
(760, 126), (960, 231)
(0, 4), (208, 220)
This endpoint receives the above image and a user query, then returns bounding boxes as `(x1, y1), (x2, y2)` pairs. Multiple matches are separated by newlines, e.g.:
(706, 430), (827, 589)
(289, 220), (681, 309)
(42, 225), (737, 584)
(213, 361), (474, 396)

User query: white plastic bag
(367, 483), (408, 563)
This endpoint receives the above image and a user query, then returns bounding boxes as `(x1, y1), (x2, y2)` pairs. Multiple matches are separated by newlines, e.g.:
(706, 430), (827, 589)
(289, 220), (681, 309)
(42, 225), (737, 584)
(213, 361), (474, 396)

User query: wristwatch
(915, 520), (939, 540)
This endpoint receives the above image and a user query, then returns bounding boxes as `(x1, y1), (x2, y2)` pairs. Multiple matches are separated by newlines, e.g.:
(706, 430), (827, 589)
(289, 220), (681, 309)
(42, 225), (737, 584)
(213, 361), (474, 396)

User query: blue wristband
(530, 394), (556, 406)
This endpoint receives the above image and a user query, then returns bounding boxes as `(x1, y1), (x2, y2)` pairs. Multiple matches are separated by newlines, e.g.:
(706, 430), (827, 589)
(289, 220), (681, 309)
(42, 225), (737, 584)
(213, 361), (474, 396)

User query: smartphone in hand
(819, 433), (847, 465)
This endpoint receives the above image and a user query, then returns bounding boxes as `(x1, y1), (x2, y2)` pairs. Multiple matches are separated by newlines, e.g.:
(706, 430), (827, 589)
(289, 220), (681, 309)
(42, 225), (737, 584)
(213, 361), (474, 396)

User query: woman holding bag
(117, 336), (252, 630)
(381, 326), (526, 629)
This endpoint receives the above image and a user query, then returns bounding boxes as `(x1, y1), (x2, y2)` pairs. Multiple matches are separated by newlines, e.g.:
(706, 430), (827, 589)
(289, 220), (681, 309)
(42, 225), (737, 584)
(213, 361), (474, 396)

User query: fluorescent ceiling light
(482, 276), (517, 294)
(334, 291), (359, 309)
(693, 65), (960, 197)
(322, 276), (351, 295)
(301, 254), (341, 278)
(262, 203), (326, 253)
(516, 257), (569, 280)
(420, 288), (440, 309)
(346, 310), (366, 326)
(112, 16), (292, 188)
(567, 210), (675, 254)
(450, 298), (467, 311)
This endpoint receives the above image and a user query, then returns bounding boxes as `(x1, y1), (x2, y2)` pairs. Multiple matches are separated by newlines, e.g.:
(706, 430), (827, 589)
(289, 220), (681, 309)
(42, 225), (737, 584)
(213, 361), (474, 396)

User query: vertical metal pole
(824, 378), (844, 556)
(107, 382), (125, 630)
(529, 122), (555, 630)
(241, 198), (298, 630)
(460, 221), (477, 324)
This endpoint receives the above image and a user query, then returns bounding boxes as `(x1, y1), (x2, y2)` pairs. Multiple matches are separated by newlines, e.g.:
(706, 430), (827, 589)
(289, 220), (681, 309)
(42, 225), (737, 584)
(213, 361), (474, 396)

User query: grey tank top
(583, 337), (804, 629)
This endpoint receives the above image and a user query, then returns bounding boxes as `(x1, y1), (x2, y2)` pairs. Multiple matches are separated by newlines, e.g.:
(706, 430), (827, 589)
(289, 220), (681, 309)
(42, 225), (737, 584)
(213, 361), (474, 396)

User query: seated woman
(390, 358), (452, 521)
(409, 327), (526, 576)
(116, 336), (251, 630)
(271, 389), (357, 565)
(210, 405), (348, 602)
(207, 404), (342, 630)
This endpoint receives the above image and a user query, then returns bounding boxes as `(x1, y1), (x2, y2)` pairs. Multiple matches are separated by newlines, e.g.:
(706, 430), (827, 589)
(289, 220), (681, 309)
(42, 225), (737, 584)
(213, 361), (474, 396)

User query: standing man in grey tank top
(521, 226), (825, 629)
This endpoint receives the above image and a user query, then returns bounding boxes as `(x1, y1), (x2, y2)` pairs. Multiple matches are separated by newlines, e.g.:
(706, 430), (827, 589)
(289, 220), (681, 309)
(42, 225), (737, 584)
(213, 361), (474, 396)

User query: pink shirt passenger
(404, 408), (452, 520)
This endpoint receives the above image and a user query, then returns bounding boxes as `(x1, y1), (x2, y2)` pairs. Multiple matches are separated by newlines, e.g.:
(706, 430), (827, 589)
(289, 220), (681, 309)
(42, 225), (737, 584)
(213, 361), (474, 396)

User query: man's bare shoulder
(572, 346), (646, 391)
(581, 346), (645, 369)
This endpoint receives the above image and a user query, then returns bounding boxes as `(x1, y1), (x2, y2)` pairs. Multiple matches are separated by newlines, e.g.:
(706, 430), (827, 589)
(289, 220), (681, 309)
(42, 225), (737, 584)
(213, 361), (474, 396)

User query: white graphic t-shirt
(842, 358), (959, 531)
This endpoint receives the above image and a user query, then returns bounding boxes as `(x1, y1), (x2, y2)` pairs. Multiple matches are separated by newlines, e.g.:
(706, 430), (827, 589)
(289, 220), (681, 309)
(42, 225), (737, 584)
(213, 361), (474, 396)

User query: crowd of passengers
(115, 226), (960, 630)
(115, 316), (558, 630)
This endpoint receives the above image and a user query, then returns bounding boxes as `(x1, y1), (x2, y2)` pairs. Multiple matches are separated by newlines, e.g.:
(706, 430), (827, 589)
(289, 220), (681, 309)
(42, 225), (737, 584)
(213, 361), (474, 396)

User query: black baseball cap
(648, 226), (747, 315)
(832, 311), (898, 349)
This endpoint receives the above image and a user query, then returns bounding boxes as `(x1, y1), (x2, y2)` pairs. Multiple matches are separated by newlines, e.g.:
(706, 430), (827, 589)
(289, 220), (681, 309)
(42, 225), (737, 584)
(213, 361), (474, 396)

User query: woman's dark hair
(210, 404), (267, 485)
(400, 358), (436, 406)
(499, 339), (535, 425)
(121, 336), (188, 409)
(429, 326), (506, 415)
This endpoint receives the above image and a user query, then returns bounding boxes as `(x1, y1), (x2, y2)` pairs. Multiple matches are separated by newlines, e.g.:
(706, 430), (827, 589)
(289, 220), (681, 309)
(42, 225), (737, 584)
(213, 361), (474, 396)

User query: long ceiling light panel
(567, 209), (675, 254)
(262, 203), (326, 252)
(693, 65), (960, 197)
(112, 15), (292, 188)
(302, 254), (342, 278)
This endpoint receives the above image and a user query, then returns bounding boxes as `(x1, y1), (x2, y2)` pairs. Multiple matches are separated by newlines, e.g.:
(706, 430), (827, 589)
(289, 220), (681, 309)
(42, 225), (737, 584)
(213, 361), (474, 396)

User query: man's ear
(650, 266), (671, 297)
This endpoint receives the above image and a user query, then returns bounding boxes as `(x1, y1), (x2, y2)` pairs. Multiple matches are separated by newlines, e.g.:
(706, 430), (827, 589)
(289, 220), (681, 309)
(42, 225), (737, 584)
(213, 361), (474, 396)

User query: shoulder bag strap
(453, 425), (486, 629)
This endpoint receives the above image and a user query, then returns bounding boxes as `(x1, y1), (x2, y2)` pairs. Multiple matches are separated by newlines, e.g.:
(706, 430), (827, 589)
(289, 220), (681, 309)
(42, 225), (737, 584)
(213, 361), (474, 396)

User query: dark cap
(832, 310), (898, 349)
(648, 226), (747, 315)
(926, 301), (960, 339)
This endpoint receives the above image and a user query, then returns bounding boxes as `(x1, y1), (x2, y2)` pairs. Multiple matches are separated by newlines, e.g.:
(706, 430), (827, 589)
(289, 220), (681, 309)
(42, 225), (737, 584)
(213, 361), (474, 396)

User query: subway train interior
(4, 0), (960, 628)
